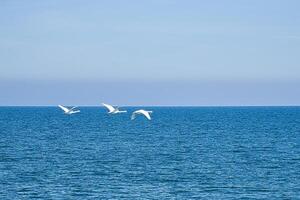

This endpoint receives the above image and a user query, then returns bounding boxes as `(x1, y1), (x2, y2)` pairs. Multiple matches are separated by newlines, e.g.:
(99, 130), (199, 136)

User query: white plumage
(58, 105), (80, 115)
(102, 103), (127, 114)
(131, 109), (152, 120)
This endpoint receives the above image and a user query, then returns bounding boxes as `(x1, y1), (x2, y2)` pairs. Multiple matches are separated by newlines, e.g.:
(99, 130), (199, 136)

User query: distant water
(0, 107), (300, 199)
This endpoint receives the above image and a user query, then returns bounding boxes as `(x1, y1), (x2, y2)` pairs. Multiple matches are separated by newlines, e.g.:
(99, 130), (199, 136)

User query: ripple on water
(0, 107), (300, 199)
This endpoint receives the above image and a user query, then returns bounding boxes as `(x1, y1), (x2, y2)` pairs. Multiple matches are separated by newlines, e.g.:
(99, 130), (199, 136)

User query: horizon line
(0, 105), (299, 107)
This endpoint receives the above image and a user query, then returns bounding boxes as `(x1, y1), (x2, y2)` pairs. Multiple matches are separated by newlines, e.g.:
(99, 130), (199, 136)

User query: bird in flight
(58, 105), (80, 115)
(102, 103), (127, 114)
(131, 109), (152, 120)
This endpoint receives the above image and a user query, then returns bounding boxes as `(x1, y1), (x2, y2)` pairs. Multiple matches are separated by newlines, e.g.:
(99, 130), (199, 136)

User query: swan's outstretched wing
(140, 110), (151, 120)
(58, 105), (70, 113)
(70, 106), (77, 111)
(131, 112), (137, 120)
(102, 103), (115, 113)
(70, 110), (80, 114)
(131, 110), (152, 120)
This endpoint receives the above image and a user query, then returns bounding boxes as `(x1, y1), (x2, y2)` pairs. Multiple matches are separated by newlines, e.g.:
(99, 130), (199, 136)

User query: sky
(0, 0), (299, 106)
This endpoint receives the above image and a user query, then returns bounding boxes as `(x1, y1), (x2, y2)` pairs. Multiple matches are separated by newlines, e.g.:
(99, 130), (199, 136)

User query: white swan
(58, 105), (80, 115)
(102, 103), (127, 114)
(131, 109), (152, 120)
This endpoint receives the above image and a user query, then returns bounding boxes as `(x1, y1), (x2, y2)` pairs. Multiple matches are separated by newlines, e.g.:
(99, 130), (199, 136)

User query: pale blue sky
(0, 0), (299, 105)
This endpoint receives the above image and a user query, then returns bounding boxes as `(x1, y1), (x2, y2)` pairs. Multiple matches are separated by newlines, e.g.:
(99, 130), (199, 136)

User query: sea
(0, 106), (299, 199)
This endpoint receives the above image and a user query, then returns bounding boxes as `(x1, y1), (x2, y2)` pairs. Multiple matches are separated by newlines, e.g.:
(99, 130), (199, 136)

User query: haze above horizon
(0, 0), (299, 105)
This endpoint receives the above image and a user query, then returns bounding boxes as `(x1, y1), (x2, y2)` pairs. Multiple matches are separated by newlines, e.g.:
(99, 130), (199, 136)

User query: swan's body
(58, 105), (80, 115)
(131, 109), (152, 120)
(102, 103), (127, 114)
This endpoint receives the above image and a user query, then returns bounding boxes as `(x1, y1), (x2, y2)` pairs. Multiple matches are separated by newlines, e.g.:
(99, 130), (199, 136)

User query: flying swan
(58, 105), (80, 115)
(102, 103), (127, 114)
(131, 109), (152, 120)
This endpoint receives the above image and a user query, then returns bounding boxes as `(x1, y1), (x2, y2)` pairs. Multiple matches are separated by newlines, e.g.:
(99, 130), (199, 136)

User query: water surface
(0, 107), (300, 199)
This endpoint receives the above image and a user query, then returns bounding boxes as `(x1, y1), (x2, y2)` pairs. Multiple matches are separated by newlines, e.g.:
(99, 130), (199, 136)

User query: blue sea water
(0, 106), (300, 199)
